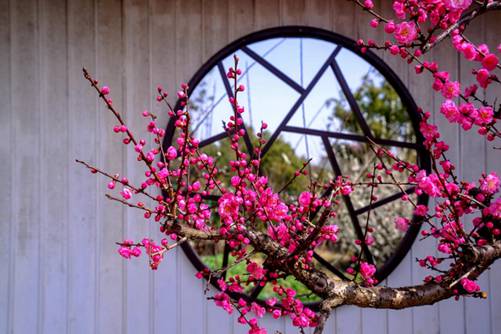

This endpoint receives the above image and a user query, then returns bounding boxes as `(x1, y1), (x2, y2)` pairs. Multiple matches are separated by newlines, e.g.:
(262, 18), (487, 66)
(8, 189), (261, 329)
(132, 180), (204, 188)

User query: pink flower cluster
(117, 238), (170, 270)
(360, 262), (377, 286)
(359, 0), (501, 141)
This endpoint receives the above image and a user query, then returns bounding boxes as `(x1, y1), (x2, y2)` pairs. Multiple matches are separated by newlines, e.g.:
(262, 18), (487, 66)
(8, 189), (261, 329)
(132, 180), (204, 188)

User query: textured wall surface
(0, 0), (500, 333)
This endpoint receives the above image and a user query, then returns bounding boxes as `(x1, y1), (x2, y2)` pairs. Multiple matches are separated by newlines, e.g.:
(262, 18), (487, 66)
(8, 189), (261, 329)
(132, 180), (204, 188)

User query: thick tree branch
(326, 241), (501, 309)
(166, 222), (222, 241)
(247, 227), (501, 310)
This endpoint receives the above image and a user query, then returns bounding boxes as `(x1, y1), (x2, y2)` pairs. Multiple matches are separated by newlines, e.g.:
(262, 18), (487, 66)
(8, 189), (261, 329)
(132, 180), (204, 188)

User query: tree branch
(422, 1), (501, 52)
(247, 226), (501, 311)
(329, 241), (501, 309)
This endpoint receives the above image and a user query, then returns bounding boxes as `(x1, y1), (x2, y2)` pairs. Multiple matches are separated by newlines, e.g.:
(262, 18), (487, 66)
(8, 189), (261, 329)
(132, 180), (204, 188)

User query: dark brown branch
(329, 241), (501, 309)
(246, 225), (501, 311)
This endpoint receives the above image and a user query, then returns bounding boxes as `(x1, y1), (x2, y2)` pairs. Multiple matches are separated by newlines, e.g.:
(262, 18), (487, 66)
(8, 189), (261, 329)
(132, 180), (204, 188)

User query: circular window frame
(162, 26), (431, 309)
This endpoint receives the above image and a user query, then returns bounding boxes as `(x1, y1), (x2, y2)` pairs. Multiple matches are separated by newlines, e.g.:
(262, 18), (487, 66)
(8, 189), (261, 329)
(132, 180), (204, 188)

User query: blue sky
(188, 37), (386, 164)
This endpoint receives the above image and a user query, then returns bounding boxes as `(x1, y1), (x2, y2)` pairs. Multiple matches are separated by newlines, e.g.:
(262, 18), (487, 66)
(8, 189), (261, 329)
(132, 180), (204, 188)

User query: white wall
(0, 0), (499, 333)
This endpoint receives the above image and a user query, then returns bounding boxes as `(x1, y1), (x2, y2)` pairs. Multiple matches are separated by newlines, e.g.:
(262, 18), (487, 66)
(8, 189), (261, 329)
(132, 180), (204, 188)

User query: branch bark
(247, 227), (501, 311)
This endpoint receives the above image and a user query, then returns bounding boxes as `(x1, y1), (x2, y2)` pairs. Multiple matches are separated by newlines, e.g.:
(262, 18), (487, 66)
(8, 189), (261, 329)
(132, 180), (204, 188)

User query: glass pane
(188, 67), (233, 141)
(357, 193), (417, 267)
(222, 50), (301, 136)
(336, 48), (416, 142)
(265, 133), (332, 197)
(287, 68), (363, 134)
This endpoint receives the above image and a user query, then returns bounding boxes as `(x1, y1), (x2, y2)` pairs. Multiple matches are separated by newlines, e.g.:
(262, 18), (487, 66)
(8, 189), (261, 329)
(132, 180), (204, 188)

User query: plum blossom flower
(100, 86), (110, 95)
(158, 167), (169, 179)
(257, 188), (289, 222)
(321, 224), (339, 242)
(251, 302), (266, 318)
(476, 68), (491, 88)
(444, 0), (472, 10)
(267, 223), (292, 247)
(416, 170), (441, 197)
(118, 246), (131, 259)
(249, 326), (267, 334)
(298, 191), (312, 207)
(341, 185), (353, 195)
(265, 297), (277, 307)
(441, 81), (460, 99)
(438, 243), (452, 254)
(166, 146), (177, 160)
(476, 106), (493, 125)
(480, 172), (500, 195)
(461, 43), (478, 60)
(461, 278), (480, 293)
(482, 53), (499, 71)
(394, 21), (417, 45)
(247, 262), (265, 280)
(486, 197), (501, 219)
(218, 193), (241, 224)
(292, 313), (310, 327)
(370, 18), (379, 28)
(363, 0), (374, 9)
(394, 217), (410, 232)
(384, 20), (396, 33)
(230, 176), (240, 187)
(392, 1), (406, 19)
(214, 292), (233, 314)
(440, 100), (459, 122)
(360, 262), (377, 285)
(414, 205), (428, 216)
(121, 188), (132, 200)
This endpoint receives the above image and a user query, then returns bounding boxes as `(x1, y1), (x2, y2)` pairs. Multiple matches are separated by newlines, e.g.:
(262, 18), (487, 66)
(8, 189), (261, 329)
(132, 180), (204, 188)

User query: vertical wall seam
(251, 0), (256, 32)
(200, 1), (209, 333)
(37, 0), (43, 332)
(93, 0), (100, 332)
(121, 1), (127, 333)
(174, 2), (181, 331)
(481, 16), (492, 334)
(65, 0), (70, 333)
(279, 0), (283, 26)
(7, 0), (14, 331)
(147, 0), (154, 332)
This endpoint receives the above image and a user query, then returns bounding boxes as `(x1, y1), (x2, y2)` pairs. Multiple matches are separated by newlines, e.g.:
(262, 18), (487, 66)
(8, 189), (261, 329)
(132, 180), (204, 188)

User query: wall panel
(39, 0), (69, 332)
(0, 0), (11, 332)
(67, 0), (97, 332)
(10, 0), (41, 332)
(95, 0), (125, 332)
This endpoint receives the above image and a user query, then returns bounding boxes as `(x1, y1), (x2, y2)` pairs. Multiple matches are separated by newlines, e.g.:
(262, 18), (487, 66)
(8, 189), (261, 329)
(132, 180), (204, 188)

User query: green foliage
(328, 68), (415, 142)
(201, 253), (321, 303)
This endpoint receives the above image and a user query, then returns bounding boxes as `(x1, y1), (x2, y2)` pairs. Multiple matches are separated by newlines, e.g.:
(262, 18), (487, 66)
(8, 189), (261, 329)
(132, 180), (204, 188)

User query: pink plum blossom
(394, 21), (417, 45)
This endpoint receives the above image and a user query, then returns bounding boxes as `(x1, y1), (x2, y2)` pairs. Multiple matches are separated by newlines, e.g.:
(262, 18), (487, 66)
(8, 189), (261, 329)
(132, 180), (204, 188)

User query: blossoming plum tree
(78, 1), (500, 333)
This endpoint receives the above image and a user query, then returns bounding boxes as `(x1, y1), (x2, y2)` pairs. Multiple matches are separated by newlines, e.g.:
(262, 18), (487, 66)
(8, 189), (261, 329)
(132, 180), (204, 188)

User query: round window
(163, 26), (430, 306)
